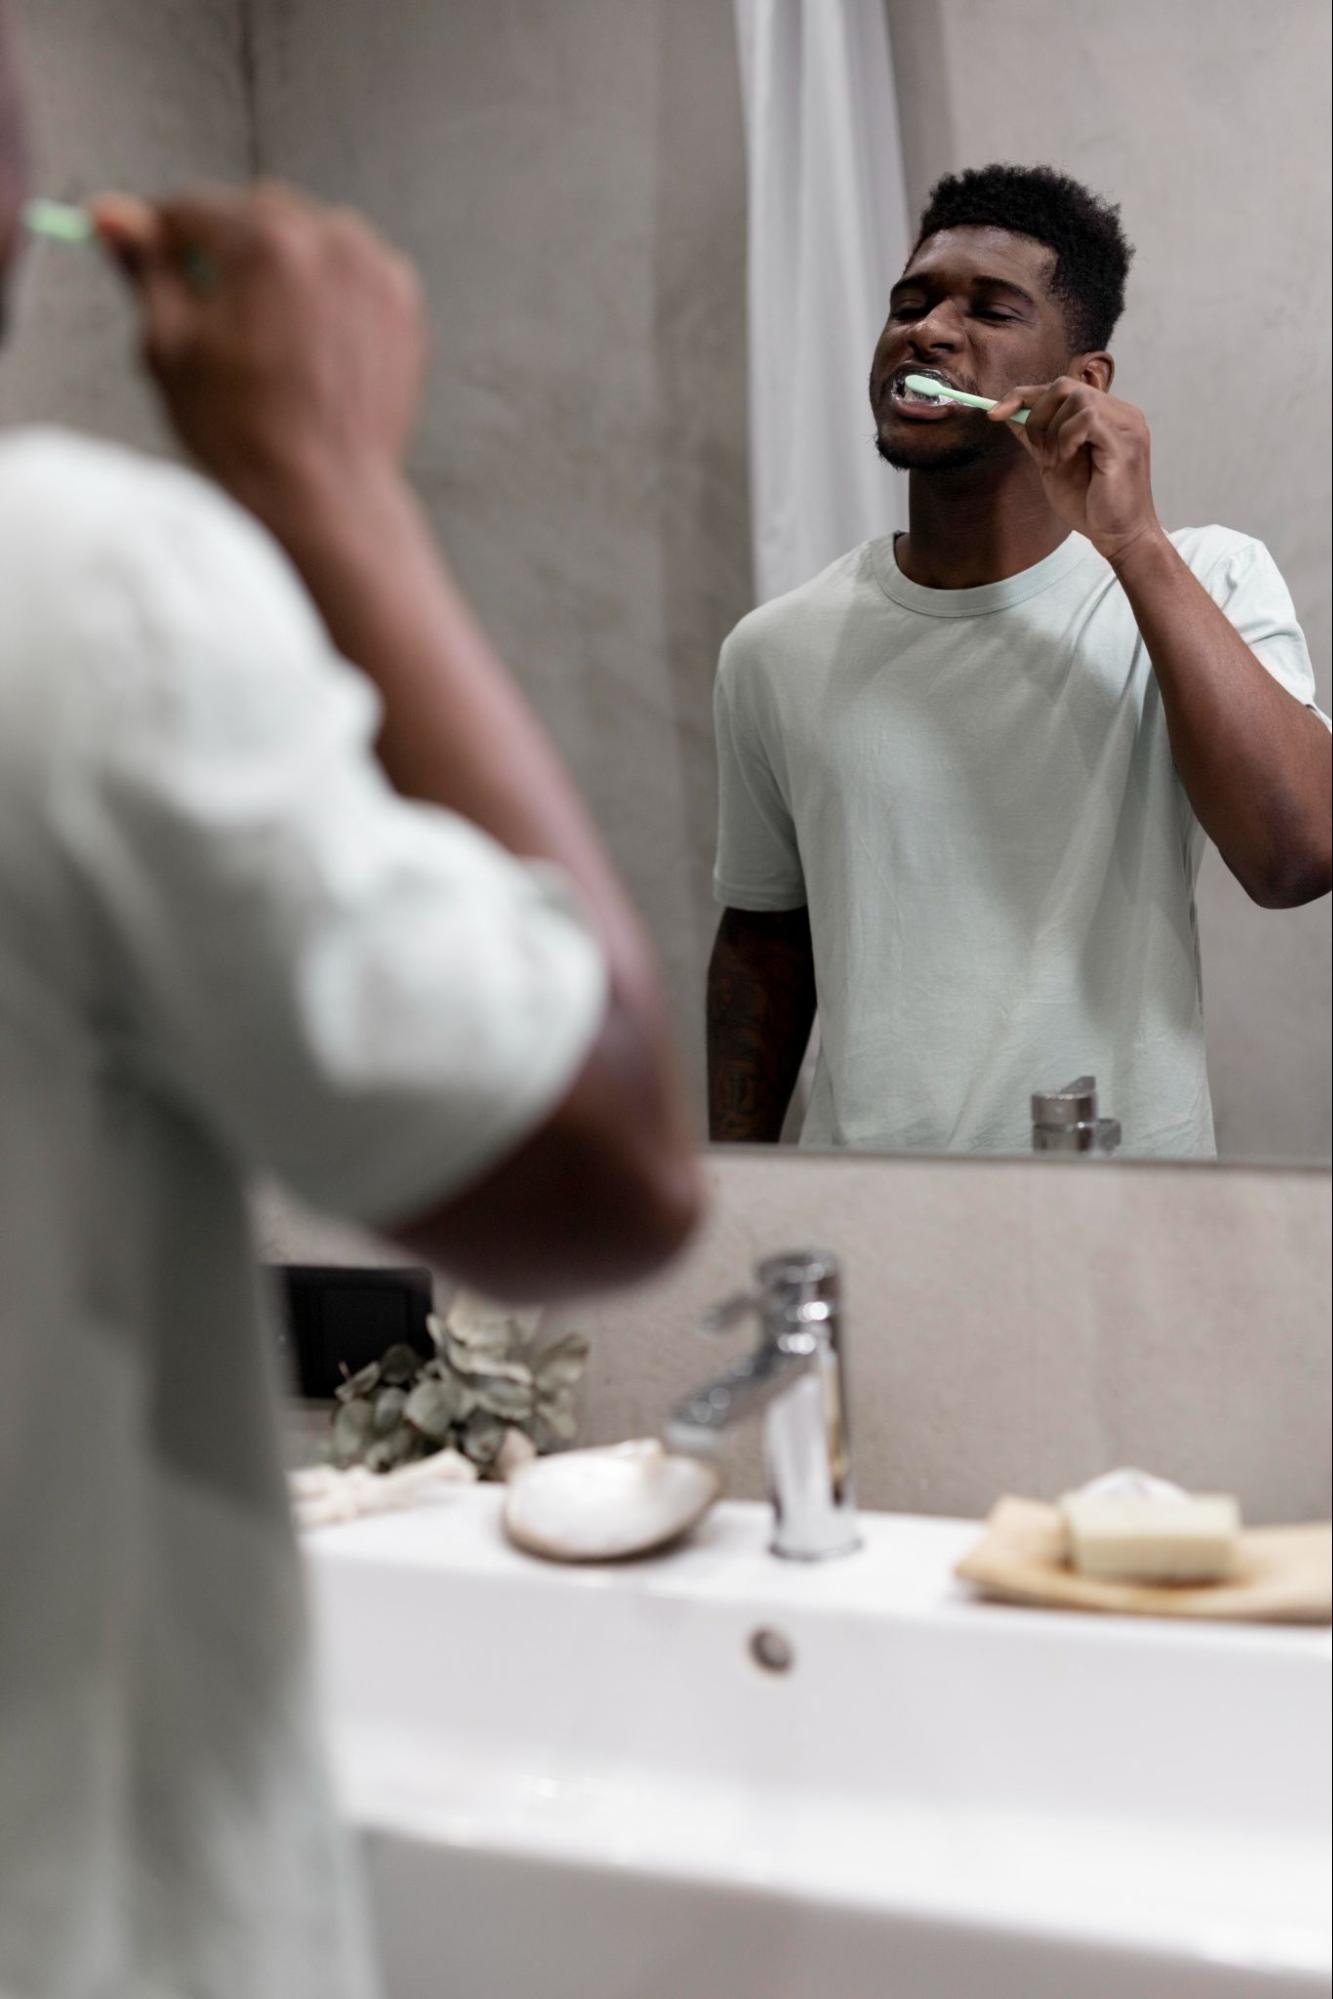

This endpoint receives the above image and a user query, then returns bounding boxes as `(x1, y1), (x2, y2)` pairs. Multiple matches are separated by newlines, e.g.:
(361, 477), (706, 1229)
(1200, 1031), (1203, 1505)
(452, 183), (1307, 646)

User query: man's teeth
(901, 379), (948, 404)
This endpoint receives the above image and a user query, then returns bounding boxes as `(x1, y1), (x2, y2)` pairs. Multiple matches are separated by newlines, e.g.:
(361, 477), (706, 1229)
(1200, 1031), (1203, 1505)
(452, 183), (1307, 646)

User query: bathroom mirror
(3, 0), (1328, 1165)
(703, 0), (1332, 1166)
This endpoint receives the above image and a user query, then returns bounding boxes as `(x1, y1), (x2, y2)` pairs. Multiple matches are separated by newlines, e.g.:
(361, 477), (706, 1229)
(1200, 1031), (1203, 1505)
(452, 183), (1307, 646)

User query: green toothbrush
(22, 197), (217, 288)
(22, 198), (96, 245)
(903, 372), (1031, 426)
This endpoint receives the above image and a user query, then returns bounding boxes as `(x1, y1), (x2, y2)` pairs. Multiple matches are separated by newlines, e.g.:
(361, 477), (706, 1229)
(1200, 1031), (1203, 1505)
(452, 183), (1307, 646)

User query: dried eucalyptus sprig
(328, 1289), (589, 1477)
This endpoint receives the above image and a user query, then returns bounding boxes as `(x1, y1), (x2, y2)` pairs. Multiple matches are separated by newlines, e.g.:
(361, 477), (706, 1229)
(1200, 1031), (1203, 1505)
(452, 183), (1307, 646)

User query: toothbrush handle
(947, 382), (1031, 426)
(973, 390), (1030, 426)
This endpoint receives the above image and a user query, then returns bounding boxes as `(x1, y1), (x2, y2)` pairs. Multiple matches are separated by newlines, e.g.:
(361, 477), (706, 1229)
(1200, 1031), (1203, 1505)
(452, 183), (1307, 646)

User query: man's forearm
(1112, 528), (1332, 906)
(707, 909), (817, 1141)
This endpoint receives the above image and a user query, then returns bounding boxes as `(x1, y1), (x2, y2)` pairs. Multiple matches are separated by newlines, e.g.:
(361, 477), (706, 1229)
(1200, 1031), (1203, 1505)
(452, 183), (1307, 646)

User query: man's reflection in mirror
(708, 164), (1331, 1157)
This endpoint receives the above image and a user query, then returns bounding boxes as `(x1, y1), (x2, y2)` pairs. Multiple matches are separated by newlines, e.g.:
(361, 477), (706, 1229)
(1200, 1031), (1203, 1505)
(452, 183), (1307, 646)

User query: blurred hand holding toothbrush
(90, 184), (428, 528)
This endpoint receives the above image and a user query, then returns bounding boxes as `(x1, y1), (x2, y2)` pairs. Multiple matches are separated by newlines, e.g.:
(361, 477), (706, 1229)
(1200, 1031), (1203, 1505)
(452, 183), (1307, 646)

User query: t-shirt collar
(873, 528), (1098, 618)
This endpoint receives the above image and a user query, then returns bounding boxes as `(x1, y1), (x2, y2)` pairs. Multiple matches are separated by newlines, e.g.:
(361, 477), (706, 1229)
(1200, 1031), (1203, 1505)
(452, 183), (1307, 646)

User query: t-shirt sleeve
(712, 630), (806, 910)
(54, 484), (607, 1227)
(1201, 535), (1331, 729)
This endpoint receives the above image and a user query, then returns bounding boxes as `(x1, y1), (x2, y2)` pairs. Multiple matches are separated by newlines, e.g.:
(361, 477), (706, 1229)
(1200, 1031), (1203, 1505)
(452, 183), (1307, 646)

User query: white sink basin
(303, 1490), (1330, 1999)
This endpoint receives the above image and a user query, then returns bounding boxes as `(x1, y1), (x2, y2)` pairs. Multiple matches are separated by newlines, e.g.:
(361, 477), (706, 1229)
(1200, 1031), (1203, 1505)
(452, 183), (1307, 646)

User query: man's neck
(894, 457), (1070, 591)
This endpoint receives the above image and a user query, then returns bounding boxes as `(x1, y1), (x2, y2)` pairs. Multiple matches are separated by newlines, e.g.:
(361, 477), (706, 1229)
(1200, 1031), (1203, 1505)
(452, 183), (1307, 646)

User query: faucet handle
(701, 1251), (842, 1350)
(700, 1290), (760, 1336)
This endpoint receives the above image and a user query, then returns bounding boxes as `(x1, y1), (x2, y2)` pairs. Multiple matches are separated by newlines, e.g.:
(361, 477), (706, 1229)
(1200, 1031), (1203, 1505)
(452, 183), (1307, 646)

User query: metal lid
(1031, 1075), (1099, 1128)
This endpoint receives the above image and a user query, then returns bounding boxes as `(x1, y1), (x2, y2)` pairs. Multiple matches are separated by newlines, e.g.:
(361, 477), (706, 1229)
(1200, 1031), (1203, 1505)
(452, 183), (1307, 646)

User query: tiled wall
(259, 1149), (1332, 1525)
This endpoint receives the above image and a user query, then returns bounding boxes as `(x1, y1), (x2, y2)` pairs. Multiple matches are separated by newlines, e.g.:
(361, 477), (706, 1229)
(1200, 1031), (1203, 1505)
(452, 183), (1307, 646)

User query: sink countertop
(306, 1485), (1333, 1655)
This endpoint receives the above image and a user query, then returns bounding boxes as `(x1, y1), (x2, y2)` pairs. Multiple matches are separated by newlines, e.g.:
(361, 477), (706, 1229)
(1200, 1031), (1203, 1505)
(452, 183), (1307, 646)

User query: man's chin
(875, 431), (988, 473)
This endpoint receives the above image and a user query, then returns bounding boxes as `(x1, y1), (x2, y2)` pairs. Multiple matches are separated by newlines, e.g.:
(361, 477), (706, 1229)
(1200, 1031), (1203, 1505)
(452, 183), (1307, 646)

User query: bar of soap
(1059, 1472), (1241, 1583)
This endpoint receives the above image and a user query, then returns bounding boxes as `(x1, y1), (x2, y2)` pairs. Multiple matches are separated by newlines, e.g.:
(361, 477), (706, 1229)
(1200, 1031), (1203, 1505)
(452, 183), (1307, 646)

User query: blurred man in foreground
(0, 9), (700, 1993)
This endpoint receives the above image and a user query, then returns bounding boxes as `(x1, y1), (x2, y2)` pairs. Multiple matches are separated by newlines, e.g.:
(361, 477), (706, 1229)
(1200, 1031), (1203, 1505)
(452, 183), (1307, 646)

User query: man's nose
(908, 302), (963, 352)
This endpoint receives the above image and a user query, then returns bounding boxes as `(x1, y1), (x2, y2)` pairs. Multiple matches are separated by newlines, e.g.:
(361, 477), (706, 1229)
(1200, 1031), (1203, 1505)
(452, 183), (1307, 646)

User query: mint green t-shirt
(713, 527), (1326, 1157)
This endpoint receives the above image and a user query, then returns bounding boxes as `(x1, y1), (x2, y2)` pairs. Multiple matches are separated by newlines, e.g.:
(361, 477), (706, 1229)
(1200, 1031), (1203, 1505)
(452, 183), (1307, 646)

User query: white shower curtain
(731, 0), (910, 1135)
(732, 0), (910, 604)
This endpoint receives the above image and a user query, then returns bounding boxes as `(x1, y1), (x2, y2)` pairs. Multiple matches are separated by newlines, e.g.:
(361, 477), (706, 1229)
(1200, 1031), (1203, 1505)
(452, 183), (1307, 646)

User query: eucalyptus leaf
(533, 1334), (590, 1390)
(444, 1335), (531, 1384)
(460, 1410), (505, 1465)
(532, 1402), (578, 1448)
(372, 1386), (408, 1435)
(366, 1428), (419, 1474)
(537, 1383), (577, 1423)
(489, 1358), (534, 1386)
(404, 1375), (461, 1441)
(330, 1396), (376, 1467)
(447, 1291), (540, 1351)
(452, 1324), (514, 1357)
(470, 1375), (535, 1422)
(335, 1360), (381, 1405)
(378, 1343), (423, 1387)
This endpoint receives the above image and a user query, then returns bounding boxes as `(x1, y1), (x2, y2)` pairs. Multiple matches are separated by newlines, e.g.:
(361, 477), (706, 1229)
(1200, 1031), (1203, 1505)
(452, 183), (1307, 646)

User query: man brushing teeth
(708, 162), (1331, 1157)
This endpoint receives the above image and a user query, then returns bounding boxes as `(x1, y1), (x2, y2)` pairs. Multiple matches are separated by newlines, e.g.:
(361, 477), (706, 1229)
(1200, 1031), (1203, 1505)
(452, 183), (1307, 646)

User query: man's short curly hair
(912, 164), (1134, 353)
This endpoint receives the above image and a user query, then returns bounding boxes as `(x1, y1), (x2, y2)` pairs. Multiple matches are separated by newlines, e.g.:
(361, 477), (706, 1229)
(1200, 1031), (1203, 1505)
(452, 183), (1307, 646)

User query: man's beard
(875, 432), (991, 474)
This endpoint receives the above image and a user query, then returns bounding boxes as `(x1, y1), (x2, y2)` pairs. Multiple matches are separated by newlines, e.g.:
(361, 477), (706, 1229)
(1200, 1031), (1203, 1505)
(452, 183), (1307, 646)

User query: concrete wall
(246, 0), (752, 1107)
(260, 1149), (1333, 1527)
(2, 0), (1328, 1158)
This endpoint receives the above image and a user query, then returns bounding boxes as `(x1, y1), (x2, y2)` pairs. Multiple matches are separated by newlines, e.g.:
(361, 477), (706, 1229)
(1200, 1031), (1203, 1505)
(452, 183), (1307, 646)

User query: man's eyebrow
(889, 273), (1040, 309)
(974, 275), (1039, 308)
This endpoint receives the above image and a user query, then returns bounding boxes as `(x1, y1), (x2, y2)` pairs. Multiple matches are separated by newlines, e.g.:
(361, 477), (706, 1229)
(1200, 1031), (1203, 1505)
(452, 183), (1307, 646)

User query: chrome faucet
(666, 1250), (860, 1561)
(1031, 1075), (1121, 1155)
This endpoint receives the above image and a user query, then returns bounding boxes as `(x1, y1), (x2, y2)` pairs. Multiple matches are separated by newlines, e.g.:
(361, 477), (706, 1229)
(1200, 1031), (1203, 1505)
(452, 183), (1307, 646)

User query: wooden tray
(955, 1497), (1332, 1625)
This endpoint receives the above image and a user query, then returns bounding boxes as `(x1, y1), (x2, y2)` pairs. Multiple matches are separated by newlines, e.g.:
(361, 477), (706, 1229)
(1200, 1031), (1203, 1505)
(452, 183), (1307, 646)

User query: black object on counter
(269, 1264), (435, 1399)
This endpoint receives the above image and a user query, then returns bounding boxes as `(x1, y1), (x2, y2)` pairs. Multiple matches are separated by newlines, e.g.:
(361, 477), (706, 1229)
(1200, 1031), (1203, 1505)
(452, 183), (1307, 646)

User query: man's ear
(1078, 351), (1115, 393)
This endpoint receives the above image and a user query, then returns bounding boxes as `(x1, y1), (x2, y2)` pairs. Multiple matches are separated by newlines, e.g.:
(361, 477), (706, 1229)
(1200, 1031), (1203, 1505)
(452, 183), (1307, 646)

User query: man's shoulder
(1, 424), (217, 537)
(0, 425), (321, 659)
(1165, 522), (1265, 577)
(720, 542), (883, 680)
(0, 425), (279, 575)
